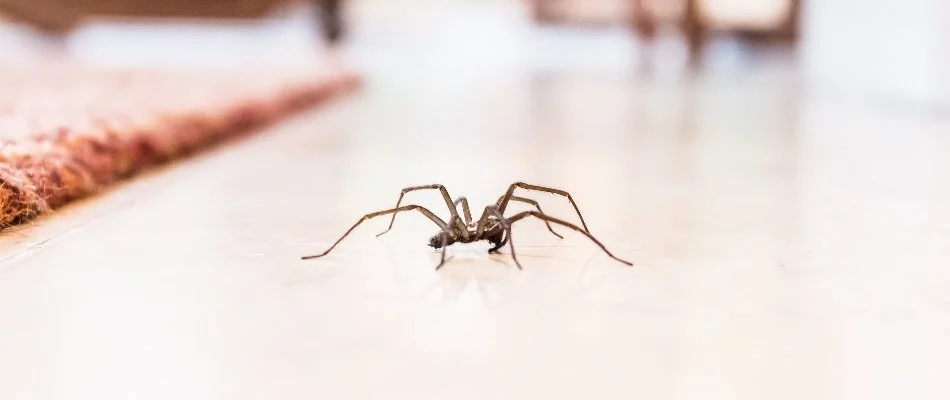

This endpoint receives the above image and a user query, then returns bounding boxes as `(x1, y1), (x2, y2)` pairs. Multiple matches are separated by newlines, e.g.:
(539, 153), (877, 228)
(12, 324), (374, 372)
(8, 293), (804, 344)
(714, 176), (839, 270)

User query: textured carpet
(0, 64), (360, 229)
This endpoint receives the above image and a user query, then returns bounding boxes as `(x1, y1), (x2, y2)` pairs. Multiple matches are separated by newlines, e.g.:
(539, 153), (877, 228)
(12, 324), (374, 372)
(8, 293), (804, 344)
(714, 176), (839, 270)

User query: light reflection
(411, 276), (496, 359)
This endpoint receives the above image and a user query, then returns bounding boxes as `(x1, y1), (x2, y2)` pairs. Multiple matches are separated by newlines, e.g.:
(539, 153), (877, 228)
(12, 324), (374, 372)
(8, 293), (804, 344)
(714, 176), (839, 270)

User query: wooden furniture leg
(630, 0), (657, 42)
(317, 0), (345, 44)
(680, 0), (706, 65)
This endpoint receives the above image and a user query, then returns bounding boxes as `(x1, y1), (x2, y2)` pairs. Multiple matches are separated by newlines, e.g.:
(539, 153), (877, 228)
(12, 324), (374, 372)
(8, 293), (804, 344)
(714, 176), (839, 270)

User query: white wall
(800, 0), (947, 108)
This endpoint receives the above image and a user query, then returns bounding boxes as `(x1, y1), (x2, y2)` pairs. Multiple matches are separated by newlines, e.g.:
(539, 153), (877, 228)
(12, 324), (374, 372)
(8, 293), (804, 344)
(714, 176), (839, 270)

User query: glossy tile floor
(2, 1), (950, 399)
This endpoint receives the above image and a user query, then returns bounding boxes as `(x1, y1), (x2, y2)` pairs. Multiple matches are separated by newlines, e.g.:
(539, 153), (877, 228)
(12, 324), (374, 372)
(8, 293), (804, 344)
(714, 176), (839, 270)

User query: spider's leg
(377, 184), (466, 238)
(486, 206), (521, 269)
(473, 207), (489, 237)
(435, 234), (450, 270)
(495, 195), (563, 239)
(472, 206), (506, 254)
(496, 182), (591, 233)
(453, 197), (472, 224)
(302, 205), (449, 260)
(506, 211), (633, 266)
(488, 235), (514, 253)
(487, 194), (565, 252)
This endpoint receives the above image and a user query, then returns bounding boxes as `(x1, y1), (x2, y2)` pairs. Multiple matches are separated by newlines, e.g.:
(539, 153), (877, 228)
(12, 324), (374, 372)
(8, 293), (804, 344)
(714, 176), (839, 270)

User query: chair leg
(630, 0), (658, 42)
(317, 0), (345, 44)
(680, 0), (706, 66)
(530, 0), (557, 24)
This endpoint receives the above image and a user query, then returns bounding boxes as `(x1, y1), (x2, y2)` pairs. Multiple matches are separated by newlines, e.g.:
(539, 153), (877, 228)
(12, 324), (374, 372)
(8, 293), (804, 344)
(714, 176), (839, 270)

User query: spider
(300, 182), (633, 270)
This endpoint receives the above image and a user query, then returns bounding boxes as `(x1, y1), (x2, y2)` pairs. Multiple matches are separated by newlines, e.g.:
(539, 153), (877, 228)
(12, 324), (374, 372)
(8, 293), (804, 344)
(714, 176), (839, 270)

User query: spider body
(301, 182), (633, 270)
(427, 219), (505, 250)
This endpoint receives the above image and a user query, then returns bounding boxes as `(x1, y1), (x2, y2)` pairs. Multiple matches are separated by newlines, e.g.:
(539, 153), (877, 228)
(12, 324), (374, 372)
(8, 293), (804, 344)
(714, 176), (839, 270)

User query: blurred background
(0, 0), (938, 111)
(5, 3), (950, 398)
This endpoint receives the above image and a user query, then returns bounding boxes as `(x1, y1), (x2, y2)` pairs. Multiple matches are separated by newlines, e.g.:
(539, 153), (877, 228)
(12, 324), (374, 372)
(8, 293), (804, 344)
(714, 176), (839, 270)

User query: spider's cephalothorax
(427, 218), (506, 250)
(301, 182), (633, 270)
(427, 232), (448, 249)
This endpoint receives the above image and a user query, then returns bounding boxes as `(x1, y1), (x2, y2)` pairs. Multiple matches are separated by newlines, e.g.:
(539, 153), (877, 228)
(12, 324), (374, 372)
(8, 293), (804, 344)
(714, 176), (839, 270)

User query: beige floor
(2, 2), (950, 400)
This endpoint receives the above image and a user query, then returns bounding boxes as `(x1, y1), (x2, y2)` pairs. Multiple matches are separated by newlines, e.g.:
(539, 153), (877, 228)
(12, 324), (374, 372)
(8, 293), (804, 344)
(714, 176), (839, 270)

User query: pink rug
(0, 64), (360, 229)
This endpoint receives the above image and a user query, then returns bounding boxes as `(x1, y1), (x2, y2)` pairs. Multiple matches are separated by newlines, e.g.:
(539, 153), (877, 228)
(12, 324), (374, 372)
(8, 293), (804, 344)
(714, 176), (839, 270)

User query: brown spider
(301, 182), (633, 269)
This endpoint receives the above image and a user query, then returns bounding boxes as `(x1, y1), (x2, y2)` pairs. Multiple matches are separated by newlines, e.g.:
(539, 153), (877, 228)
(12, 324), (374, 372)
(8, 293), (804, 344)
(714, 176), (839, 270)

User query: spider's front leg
(496, 182), (592, 233)
(495, 195), (564, 240)
(376, 184), (467, 239)
(473, 206), (521, 269)
(506, 211), (633, 266)
(302, 204), (450, 260)
(435, 232), (451, 270)
(483, 195), (564, 252)
(453, 197), (472, 224)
